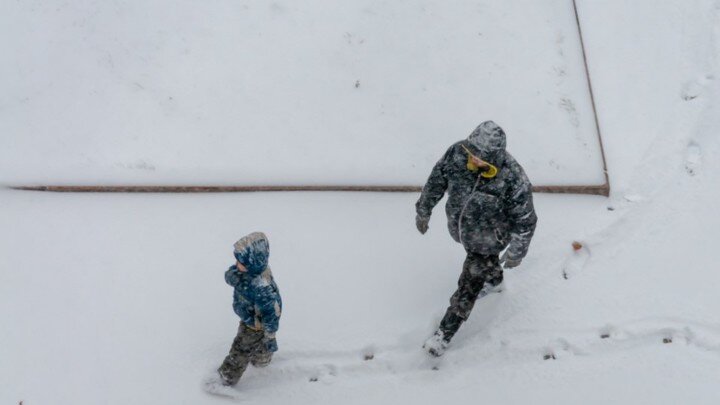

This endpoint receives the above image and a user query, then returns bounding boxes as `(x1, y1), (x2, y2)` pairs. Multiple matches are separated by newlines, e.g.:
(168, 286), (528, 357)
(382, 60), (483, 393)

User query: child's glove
(263, 336), (278, 353)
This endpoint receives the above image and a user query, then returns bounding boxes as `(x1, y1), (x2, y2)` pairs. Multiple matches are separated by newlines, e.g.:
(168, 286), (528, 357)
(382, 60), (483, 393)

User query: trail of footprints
(240, 318), (720, 388)
(542, 319), (720, 361)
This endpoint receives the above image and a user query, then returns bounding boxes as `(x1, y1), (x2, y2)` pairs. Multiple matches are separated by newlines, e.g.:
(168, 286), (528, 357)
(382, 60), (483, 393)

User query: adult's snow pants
(439, 252), (503, 342)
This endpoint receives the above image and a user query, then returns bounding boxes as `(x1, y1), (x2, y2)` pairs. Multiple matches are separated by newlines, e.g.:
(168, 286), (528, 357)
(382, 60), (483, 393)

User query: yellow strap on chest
(461, 145), (499, 178)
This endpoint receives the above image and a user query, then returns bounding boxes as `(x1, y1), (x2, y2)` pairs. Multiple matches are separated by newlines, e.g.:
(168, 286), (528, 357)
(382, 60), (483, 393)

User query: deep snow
(2, 0), (720, 404)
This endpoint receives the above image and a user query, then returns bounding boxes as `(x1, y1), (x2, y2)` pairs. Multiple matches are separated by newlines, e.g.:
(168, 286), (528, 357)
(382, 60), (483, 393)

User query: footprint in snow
(361, 344), (376, 361)
(685, 141), (701, 176)
(561, 241), (590, 280)
(681, 74), (714, 101)
(308, 364), (338, 383)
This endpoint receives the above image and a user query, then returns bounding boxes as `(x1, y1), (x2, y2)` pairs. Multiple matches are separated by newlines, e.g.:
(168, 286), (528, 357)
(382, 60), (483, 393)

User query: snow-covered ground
(0, 0), (604, 186)
(3, 189), (714, 405)
(2, 1), (720, 404)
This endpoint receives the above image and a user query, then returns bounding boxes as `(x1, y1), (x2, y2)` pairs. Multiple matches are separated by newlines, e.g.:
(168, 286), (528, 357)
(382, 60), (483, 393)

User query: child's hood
(233, 232), (270, 277)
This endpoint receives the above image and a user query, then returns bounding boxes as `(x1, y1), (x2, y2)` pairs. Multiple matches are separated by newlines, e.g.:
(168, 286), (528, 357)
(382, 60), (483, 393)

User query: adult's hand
(500, 250), (522, 269)
(416, 215), (430, 234)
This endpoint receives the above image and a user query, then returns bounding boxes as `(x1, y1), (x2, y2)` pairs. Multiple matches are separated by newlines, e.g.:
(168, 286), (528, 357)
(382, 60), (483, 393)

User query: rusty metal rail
(10, 184), (609, 196)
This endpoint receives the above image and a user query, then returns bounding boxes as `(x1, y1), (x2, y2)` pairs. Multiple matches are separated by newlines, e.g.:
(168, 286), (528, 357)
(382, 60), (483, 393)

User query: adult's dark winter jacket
(415, 121), (537, 259)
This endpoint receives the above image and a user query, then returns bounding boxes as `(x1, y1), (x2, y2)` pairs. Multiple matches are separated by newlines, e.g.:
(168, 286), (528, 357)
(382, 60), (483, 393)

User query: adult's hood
(466, 120), (507, 166)
(233, 232), (270, 276)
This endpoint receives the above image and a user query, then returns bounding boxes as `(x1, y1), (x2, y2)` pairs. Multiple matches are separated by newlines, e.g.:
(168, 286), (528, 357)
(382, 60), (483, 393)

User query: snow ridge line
(572, 0), (611, 194)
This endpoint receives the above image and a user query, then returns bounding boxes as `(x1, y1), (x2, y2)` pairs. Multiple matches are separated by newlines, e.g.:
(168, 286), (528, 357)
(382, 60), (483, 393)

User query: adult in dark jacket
(416, 120), (537, 356)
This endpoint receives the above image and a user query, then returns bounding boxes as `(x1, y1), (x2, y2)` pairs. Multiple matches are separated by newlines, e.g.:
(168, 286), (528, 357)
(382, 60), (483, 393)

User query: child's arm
(256, 285), (281, 336)
(224, 266), (243, 286)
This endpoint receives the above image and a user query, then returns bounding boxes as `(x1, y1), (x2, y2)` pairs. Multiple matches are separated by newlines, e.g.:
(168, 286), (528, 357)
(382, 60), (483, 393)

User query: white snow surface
(0, 0), (604, 186)
(2, 1), (720, 404)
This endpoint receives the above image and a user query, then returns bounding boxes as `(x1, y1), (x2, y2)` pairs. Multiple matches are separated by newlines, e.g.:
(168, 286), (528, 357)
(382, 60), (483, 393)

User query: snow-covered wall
(0, 0), (605, 187)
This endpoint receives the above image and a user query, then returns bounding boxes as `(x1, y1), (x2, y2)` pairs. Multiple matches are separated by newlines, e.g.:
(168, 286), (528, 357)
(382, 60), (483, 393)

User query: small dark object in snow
(562, 271), (568, 280)
(600, 333), (610, 339)
(607, 206), (615, 211)
(364, 353), (374, 361)
(663, 338), (673, 344)
(309, 377), (319, 382)
(355, 80), (360, 88)
(432, 366), (440, 371)
(543, 353), (556, 360)
(572, 241), (583, 251)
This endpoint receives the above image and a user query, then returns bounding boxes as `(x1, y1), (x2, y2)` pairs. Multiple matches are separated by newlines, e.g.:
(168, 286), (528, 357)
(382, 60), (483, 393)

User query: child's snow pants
(218, 323), (273, 386)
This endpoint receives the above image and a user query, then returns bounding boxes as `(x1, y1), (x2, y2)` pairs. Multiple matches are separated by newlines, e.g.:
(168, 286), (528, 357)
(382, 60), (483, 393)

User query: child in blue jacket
(218, 232), (282, 386)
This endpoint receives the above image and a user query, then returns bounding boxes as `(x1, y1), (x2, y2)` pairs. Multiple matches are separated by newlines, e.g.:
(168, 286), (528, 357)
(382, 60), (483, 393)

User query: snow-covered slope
(0, 0), (604, 187)
(2, 1), (719, 404)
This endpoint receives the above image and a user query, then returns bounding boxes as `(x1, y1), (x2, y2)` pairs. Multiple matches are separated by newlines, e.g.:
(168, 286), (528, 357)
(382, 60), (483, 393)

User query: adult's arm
(505, 168), (538, 259)
(415, 146), (453, 219)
